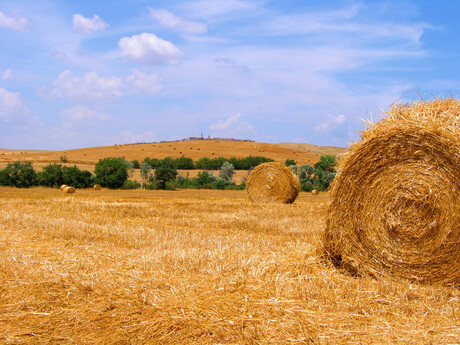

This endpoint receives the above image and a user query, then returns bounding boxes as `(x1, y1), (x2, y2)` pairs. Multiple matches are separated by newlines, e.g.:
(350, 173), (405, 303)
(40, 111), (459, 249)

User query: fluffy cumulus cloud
(314, 114), (347, 135)
(60, 106), (110, 122)
(44, 70), (123, 102)
(73, 14), (108, 34)
(1, 69), (14, 80)
(209, 113), (256, 137)
(126, 69), (163, 95)
(0, 10), (32, 32)
(148, 8), (207, 34)
(118, 33), (183, 65)
(0, 87), (29, 123)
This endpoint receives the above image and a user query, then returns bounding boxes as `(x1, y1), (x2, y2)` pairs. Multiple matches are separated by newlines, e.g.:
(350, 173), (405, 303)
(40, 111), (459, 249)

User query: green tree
(218, 162), (234, 185)
(321, 171), (337, 190)
(37, 163), (65, 188)
(140, 162), (152, 189)
(174, 157), (194, 169)
(131, 160), (140, 169)
(314, 155), (337, 173)
(95, 157), (130, 189)
(195, 157), (213, 169)
(0, 161), (37, 188)
(143, 158), (161, 168)
(63, 166), (94, 188)
(154, 157), (178, 189)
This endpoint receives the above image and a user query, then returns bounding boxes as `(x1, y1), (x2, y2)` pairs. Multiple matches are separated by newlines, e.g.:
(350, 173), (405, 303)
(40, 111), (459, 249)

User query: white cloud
(72, 14), (108, 34)
(121, 130), (155, 143)
(209, 113), (256, 137)
(126, 69), (162, 95)
(314, 114), (346, 135)
(0, 88), (29, 122)
(0, 11), (32, 32)
(44, 70), (123, 102)
(119, 33), (183, 65)
(148, 8), (207, 34)
(60, 106), (110, 122)
(1, 69), (14, 80)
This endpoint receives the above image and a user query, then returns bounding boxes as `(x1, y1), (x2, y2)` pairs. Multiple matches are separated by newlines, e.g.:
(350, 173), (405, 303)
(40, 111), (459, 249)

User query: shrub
(301, 181), (313, 192)
(218, 161), (235, 185)
(121, 180), (141, 190)
(197, 171), (216, 186)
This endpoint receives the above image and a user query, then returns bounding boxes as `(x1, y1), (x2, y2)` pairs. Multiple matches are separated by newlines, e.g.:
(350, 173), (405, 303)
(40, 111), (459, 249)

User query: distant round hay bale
(246, 162), (300, 203)
(93, 184), (102, 190)
(60, 184), (67, 191)
(63, 186), (75, 194)
(311, 189), (319, 195)
(323, 98), (460, 285)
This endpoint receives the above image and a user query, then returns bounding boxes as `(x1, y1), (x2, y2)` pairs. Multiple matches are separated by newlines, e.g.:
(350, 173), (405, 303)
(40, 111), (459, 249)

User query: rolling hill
(0, 140), (348, 171)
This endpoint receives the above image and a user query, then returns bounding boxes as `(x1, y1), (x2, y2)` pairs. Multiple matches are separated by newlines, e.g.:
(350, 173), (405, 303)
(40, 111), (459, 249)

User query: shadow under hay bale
(323, 98), (460, 285)
(62, 186), (76, 194)
(246, 162), (300, 203)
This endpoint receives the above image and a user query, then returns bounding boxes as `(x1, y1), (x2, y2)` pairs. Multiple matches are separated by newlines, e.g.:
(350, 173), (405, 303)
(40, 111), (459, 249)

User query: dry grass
(324, 98), (460, 285)
(0, 187), (458, 344)
(0, 140), (326, 168)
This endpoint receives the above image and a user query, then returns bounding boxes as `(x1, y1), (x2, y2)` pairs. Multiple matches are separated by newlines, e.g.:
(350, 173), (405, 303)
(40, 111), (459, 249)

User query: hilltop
(0, 140), (347, 168)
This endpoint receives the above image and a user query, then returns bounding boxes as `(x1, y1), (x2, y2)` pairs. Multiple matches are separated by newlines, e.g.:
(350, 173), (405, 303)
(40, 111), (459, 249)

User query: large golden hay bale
(62, 186), (75, 194)
(246, 162), (300, 203)
(324, 98), (460, 285)
(59, 184), (67, 191)
(93, 184), (102, 190)
(312, 189), (319, 195)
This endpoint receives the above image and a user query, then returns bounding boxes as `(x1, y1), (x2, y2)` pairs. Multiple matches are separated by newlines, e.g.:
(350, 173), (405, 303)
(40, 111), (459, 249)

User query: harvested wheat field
(0, 187), (458, 344)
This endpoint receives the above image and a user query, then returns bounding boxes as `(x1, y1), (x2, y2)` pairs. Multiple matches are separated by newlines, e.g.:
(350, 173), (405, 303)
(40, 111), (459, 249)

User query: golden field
(0, 187), (458, 344)
(0, 140), (347, 167)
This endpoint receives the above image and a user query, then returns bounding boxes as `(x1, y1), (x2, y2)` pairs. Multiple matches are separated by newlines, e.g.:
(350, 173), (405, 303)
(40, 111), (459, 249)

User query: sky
(0, 0), (459, 150)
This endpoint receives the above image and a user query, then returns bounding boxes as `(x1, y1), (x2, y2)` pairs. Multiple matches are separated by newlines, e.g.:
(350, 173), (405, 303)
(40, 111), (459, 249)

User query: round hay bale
(323, 98), (460, 285)
(93, 184), (102, 190)
(63, 186), (75, 194)
(246, 162), (300, 203)
(60, 184), (67, 191)
(311, 189), (319, 195)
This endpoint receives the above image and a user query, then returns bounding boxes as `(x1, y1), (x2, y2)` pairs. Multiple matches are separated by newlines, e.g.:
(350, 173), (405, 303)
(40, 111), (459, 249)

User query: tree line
(0, 154), (337, 191)
(137, 155), (274, 170)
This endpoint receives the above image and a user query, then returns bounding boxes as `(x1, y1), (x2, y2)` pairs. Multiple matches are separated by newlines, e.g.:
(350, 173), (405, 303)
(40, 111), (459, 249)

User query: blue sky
(0, 0), (458, 150)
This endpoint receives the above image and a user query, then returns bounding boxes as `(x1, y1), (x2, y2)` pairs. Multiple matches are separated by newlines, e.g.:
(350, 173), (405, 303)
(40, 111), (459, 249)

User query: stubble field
(0, 187), (458, 344)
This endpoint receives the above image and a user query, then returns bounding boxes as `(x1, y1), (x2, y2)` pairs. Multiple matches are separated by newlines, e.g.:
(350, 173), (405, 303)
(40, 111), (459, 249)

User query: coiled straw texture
(323, 98), (460, 285)
(246, 162), (300, 204)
